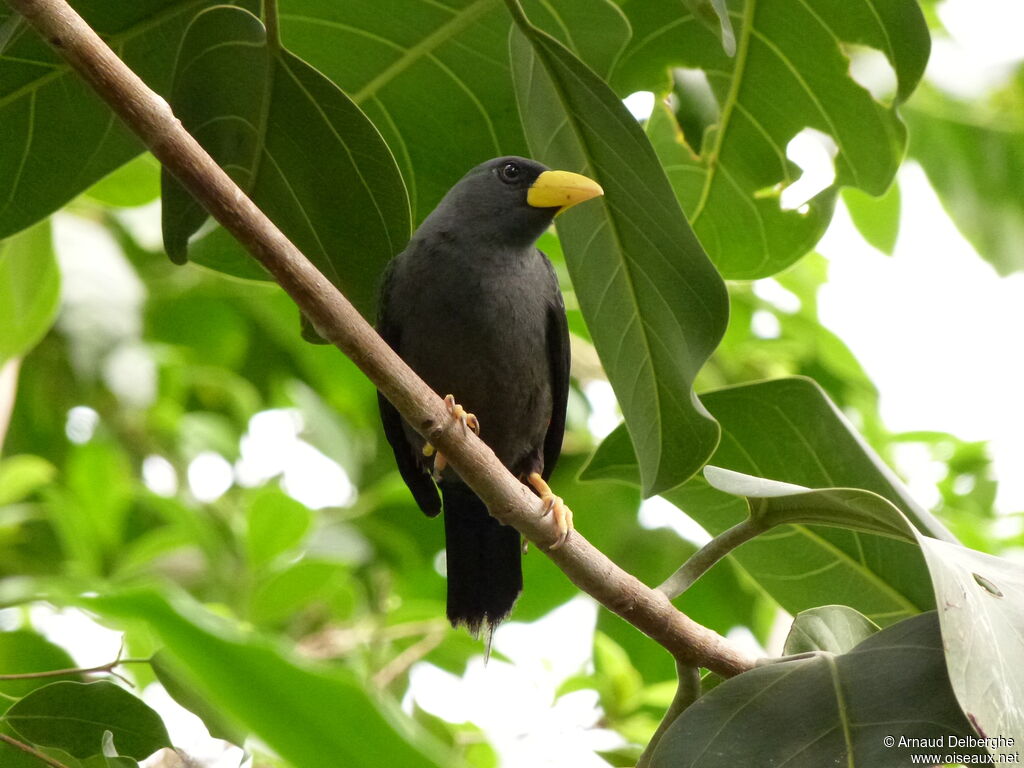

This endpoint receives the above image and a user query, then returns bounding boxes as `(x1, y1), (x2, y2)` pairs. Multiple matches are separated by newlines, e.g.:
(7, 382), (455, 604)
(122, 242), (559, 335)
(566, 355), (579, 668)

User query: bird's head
(419, 156), (604, 250)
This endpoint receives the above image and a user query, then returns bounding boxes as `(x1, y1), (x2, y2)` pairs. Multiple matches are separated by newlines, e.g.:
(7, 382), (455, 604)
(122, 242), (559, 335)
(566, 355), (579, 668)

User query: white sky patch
(29, 605), (123, 668)
(926, 0), (1024, 99)
(114, 198), (164, 252)
(188, 451), (234, 503)
(281, 440), (355, 509)
(65, 405), (99, 444)
(639, 495), (712, 547)
(623, 90), (655, 121)
(140, 684), (246, 768)
(235, 409), (354, 508)
(753, 279), (802, 314)
(142, 454), (179, 497)
(582, 380), (620, 439)
(819, 162), (1024, 513)
(409, 598), (623, 767)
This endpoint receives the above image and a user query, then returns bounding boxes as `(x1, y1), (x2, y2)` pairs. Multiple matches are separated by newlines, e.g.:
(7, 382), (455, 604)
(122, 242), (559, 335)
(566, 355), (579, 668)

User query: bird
(376, 156), (604, 646)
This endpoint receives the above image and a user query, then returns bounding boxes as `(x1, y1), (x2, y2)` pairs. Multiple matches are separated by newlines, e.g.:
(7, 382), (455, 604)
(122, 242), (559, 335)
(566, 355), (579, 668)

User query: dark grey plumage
(376, 156), (572, 635)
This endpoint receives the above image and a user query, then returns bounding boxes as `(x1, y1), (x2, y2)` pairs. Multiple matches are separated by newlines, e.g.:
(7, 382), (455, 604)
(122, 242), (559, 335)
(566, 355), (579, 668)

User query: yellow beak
(527, 170), (604, 215)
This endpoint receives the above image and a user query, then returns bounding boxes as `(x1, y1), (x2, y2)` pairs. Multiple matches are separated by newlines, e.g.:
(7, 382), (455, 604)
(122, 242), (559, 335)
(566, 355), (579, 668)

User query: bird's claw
(528, 472), (574, 550)
(425, 396), (480, 480)
(444, 394), (480, 435)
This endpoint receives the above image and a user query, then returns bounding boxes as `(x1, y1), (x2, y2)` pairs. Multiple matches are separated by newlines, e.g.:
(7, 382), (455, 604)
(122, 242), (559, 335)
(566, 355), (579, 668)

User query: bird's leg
(527, 472), (574, 550)
(424, 394), (480, 480)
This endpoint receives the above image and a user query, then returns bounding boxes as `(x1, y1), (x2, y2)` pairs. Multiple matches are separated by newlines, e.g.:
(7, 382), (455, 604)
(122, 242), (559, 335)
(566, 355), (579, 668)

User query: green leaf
(84, 588), (456, 768)
(0, 0), (255, 238)
(83, 154), (161, 209)
(151, 651), (246, 746)
(509, 4), (728, 495)
(4, 680), (171, 760)
(248, 559), (354, 626)
(160, 5), (410, 319)
(0, 630), (81, 712)
(917, 538), (1024, 759)
(703, 466), (917, 543)
(279, 0), (522, 224)
(278, 0), (629, 227)
(783, 605), (879, 655)
(0, 723), (84, 768)
(52, 440), (134, 574)
(245, 488), (313, 568)
(0, 455), (56, 505)
(585, 378), (947, 624)
(842, 180), (901, 255)
(615, 0), (930, 278)
(650, 613), (983, 768)
(0, 219), (59, 364)
(697, 465), (1024, 754)
(907, 86), (1024, 275)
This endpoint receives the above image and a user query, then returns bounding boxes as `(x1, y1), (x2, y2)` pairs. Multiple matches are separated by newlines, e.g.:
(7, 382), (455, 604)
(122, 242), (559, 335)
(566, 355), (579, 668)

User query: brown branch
(7, 0), (758, 678)
(0, 733), (72, 768)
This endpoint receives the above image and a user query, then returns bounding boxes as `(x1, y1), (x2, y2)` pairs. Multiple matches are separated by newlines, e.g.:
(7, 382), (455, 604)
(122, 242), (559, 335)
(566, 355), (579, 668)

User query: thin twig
(0, 658), (150, 682)
(0, 733), (72, 768)
(372, 629), (447, 689)
(6, 0), (758, 678)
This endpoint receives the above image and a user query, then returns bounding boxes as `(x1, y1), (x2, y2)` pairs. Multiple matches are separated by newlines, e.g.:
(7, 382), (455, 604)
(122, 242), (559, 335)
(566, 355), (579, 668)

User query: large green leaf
(279, 0), (522, 224)
(161, 5), (410, 318)
(583, 378), (947, 624)
(700, 466), (1024, 754)
(614, 0), (930, 278)
(278, 0), (628, 225)
(0, 0), (255, 239)
(906, 84), (1024, 275)
(650, 613), (983, 768)
(4, 680), (170, 760)
(917, 537), (1024, 759)
(509, 2), (728, 495)
(0, 219), (58, 364)
(84, 589), (456, 768)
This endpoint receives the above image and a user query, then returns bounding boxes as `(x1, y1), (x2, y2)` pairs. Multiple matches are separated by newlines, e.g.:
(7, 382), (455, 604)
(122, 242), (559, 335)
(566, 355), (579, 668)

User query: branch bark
(7, 0), (758, 678)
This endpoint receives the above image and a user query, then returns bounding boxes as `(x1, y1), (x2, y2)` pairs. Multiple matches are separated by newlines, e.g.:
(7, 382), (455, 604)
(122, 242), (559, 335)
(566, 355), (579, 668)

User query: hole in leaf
(780, 128), (837, 211)
(670, 68), (719, 154)
(973, 572), (1004, 598)
(842, 44), (897, 106)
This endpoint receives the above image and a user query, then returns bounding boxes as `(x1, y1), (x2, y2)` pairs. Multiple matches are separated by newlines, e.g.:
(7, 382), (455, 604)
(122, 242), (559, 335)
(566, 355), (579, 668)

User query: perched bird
(376, 156), (603, 643)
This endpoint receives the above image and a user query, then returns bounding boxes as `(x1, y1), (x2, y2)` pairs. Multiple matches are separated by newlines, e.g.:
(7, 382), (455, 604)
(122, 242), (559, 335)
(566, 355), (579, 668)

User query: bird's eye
(498, 162), (521, 183)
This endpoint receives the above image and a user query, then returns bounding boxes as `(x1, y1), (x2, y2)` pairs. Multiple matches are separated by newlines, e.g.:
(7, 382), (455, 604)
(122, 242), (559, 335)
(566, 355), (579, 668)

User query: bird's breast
(389, 246), (556, 470)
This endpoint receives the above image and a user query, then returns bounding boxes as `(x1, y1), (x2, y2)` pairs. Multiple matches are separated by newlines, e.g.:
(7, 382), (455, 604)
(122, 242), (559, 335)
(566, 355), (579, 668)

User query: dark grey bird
(376, 156), (603, 642)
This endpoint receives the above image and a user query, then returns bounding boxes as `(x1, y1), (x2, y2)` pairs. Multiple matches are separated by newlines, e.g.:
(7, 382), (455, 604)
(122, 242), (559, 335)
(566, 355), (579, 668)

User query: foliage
(0, 0), (1021, 766)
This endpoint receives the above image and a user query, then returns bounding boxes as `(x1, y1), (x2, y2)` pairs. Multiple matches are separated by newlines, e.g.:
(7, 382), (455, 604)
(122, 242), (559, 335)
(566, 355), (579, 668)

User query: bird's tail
(441, 483), (522, 648)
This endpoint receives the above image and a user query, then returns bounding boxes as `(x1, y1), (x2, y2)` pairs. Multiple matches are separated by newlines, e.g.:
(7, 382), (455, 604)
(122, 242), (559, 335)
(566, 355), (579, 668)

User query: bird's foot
(443, 394), (480, 434)
(424, 395), (480, 480)
(528, 472), (574, 550)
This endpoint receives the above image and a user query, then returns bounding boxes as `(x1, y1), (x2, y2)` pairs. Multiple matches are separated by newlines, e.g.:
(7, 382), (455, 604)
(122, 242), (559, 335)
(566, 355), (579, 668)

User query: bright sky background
(15, 1), (1024, 765)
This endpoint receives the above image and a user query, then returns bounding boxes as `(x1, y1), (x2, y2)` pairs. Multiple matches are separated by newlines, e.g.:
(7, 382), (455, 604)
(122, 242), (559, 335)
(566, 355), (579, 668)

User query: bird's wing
(541, 255), (571, 481)
(377, 264), (442, 517)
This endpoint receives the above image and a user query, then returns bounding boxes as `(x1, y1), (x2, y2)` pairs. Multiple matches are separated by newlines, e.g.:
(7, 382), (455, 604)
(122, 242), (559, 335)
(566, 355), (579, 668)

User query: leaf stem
(0, 733), (72, 768)
(636, 661), (701, 768)
(658, 517), (765, 598)
(263, 0), (280, 51)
